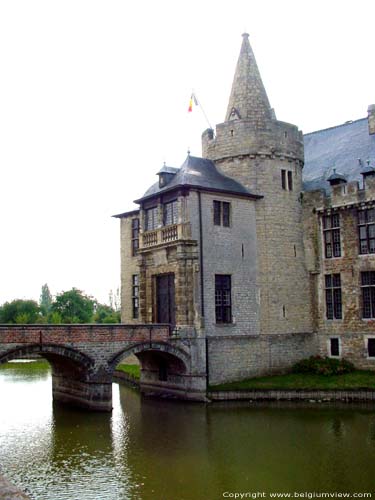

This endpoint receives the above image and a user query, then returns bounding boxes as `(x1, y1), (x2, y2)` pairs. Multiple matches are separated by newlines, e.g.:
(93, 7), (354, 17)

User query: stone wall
(207, 332), (317, 384)
(202, 116), (313, 336)
(120, 213), (141, 323)
(188, 190), (260, 336)
(303, 178), (375, 369)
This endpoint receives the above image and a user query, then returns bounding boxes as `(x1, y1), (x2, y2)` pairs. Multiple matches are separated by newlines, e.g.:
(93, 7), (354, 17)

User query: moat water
(1, 361), (375, 500)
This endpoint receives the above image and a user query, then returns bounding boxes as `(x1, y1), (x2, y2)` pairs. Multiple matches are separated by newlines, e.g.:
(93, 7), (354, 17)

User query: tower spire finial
(225, 33), (272, 123)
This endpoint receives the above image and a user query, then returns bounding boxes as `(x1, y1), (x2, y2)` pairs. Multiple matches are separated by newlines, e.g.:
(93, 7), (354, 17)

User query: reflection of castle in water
(1, 365), (375, 498)
(117, 384), (375, 497)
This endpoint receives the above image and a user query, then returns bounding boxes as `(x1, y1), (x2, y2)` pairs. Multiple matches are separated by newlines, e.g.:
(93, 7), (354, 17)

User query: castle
(114, 34), (375, 398)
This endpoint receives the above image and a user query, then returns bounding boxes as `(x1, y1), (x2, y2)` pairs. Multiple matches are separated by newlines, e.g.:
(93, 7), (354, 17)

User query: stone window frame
(213, 200), (231, 227)
(322, 213), (341, 259)
(361, 271), (375, 319)
(364, 335), (375, 359)
(132, 274), (139, 319)
(358, 207), (375, 255)
(215, 274), (232, 324)
(324, 273), (342, 320)
(327, 336), (341, 358)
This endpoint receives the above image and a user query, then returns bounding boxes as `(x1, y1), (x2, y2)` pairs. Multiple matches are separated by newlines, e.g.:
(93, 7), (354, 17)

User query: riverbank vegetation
(0, 285), (120, 324)
(2, 360), (375, 391)
(0, 359), (50, 372)
(115, 358), (375, 391)
(210, 356), (375, 391)
(210, 372), (375, 391)
(116, 364), (141, 379)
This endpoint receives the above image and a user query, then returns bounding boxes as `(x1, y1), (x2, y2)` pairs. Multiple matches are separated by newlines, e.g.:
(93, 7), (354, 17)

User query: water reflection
(1, 362), (375, 500)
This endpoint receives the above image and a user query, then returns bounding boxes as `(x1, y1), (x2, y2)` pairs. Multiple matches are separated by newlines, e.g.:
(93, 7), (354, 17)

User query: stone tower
(202, 33), (313, 335)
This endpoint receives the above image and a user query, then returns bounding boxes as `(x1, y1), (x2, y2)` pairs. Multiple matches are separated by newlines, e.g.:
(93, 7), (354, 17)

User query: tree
(0, 299), (41, 324)
(94, 303), (121, 323)
(39, 284), (53, 315)
(51, 288), (95, 323)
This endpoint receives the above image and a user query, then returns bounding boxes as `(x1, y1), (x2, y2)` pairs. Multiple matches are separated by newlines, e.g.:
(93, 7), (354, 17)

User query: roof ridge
(304, 117), (367, 137)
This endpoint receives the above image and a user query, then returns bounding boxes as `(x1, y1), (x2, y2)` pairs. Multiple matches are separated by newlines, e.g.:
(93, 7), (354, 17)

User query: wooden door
(156, 274), (175, 326)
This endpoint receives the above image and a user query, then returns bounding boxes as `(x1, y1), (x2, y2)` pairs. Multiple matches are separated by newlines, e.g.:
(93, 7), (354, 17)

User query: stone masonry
(0, 324), (209, 410)
(115, 33), (375, 390)
(304, 176), (375, 369)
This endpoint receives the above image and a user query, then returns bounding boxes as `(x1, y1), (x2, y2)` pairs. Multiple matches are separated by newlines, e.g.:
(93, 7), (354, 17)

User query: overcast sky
(0, 0), (374, 306)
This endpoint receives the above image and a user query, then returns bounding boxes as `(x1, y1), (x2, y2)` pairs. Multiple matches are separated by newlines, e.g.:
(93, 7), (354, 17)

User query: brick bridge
(0, 324), (207, 411)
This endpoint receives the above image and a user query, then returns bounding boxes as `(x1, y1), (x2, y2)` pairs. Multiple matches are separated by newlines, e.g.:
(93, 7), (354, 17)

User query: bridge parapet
(0, 323), (208, 411)
(0, 324), (170, 344)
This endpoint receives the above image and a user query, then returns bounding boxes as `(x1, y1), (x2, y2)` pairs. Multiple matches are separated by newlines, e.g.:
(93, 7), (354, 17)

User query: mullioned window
(323, 213), (341, 258)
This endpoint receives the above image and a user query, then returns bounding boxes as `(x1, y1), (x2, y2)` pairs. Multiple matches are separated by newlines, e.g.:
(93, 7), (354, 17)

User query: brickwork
(0, 324), (169, 344)
(0, 324), (208, 409)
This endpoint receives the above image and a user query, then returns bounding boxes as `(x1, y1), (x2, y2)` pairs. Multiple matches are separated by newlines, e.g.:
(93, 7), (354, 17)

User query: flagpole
(192, 91), (214, 132)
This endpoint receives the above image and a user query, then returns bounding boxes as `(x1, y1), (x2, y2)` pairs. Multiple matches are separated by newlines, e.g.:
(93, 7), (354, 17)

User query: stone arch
(109, 341), (191, 374)
(0, 343), (94, 370)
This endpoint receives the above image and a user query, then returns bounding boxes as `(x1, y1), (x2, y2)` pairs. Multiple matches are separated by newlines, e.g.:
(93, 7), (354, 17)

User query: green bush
(292, 356), (354, 376)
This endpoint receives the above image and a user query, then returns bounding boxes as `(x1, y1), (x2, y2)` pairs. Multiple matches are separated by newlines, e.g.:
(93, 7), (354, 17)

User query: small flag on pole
(188, 93), (198, 112)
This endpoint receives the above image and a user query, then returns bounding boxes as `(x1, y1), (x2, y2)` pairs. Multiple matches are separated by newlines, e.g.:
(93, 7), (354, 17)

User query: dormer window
(228, 107), (241, 121)
(159, 173), (175, 188)
(157, 165), (178, 188)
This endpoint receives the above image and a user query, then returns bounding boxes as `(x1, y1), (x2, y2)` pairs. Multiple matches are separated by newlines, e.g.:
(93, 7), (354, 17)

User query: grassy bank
(210, 371), (375, 391)
(0, 359), (50, 372)
(116, 364), (140, 379)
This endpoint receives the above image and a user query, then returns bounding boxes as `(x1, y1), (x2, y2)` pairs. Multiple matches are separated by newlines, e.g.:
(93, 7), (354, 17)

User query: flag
(188, 93), (198, 112)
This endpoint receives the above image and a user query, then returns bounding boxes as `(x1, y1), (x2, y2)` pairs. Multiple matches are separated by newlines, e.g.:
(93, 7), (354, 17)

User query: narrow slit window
(281, 170), (286, 190)
(288, 171), (293, 191)
(330, 338), (340, 357)
(368, 339), (375, 358)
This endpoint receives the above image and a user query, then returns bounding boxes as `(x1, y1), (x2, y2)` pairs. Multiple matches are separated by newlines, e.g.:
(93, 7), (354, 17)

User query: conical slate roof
(225, 33), (272, 123)
(135, 155), (260, 203)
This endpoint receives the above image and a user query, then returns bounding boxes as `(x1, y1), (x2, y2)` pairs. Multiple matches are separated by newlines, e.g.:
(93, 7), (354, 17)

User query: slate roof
(135, 155), (260, 203)
(157, 165), (179, 175)
(303, 118), (375, 192)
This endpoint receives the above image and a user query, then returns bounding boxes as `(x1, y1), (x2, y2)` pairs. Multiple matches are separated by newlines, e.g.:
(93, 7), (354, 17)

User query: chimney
(368, 104), (375, 135)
